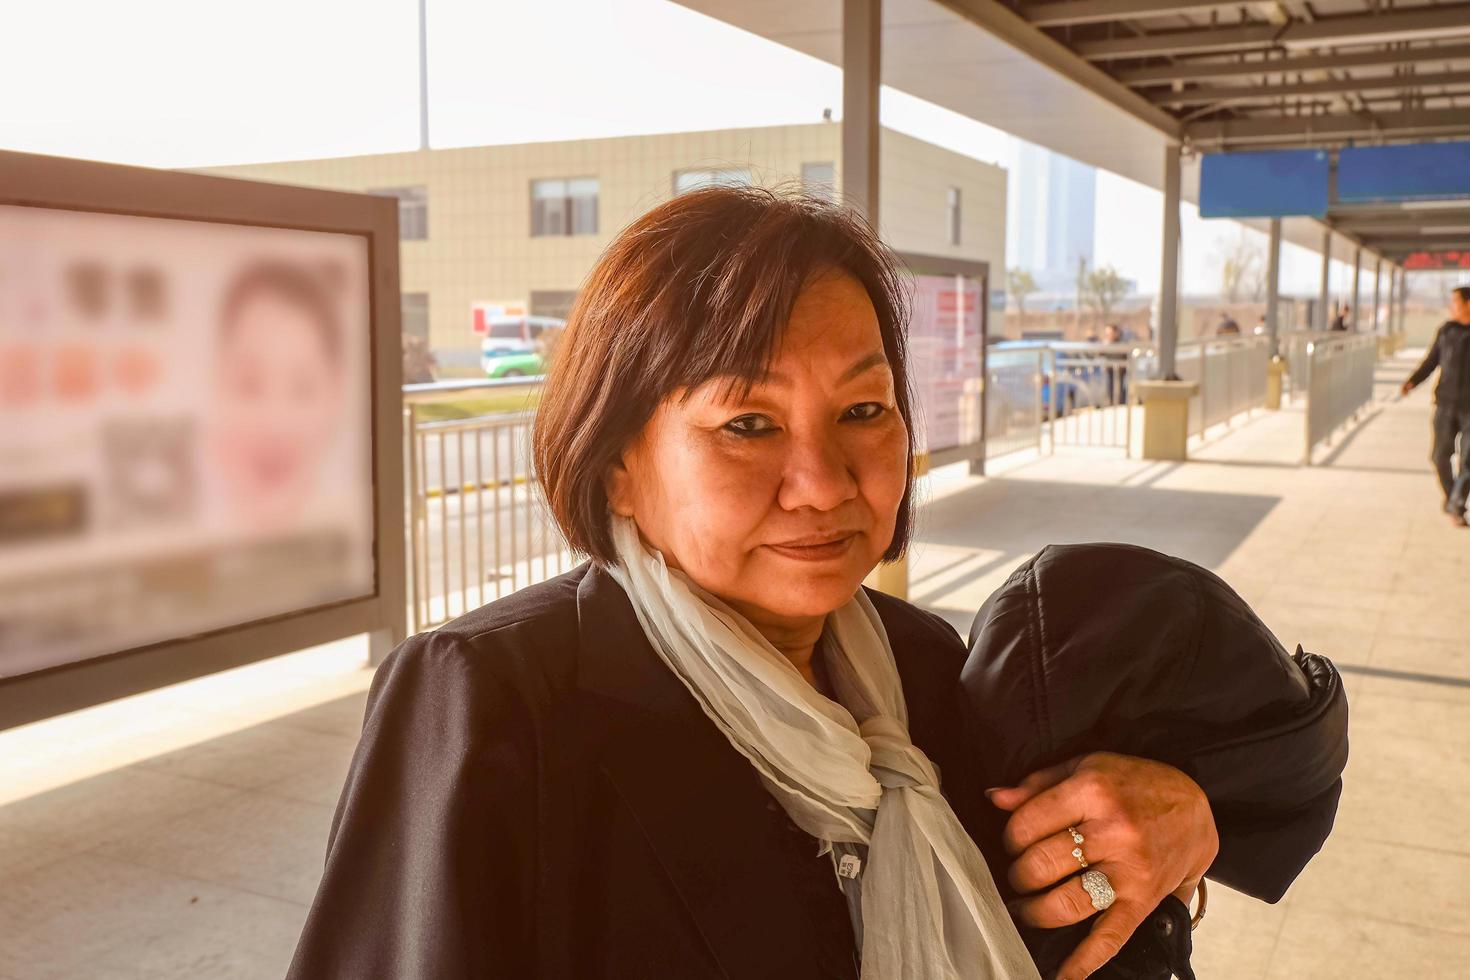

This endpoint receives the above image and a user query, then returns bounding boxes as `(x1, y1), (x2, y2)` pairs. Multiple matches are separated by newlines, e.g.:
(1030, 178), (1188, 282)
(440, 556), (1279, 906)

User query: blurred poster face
(0, 205), (375, 678)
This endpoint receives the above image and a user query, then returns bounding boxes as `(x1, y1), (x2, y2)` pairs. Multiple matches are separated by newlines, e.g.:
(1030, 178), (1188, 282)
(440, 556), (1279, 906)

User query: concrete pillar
(1266, 217), (1282, 355)
(1318, 227), (1332, 330)
(1372, 256), (1382, 333)
(1158, 144), (1183, 378)
(844, 0), (903, 596)
(1265, 217), (1285, 409)
(1350, 247), (1362, 330)
(842, 0), (881, 228)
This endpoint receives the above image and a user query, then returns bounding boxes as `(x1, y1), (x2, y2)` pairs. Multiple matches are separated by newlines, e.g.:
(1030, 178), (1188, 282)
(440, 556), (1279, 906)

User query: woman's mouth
(765, 534), (858, 562)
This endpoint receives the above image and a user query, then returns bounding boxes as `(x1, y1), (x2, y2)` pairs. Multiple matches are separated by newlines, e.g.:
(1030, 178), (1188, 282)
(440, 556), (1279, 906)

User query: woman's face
(211, 291), (342, 528)
(606, 268), (909, 630)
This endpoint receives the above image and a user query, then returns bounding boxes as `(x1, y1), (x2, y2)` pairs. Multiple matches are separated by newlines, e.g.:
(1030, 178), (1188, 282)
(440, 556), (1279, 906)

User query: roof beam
(1022, 0), (1241, 28)
(1119, 43), (1470, 85)
(1336, 212), (1470, 234)
(931, 0), (1183, 137)
(1151, 70), (1470, 106)
(1078, 6), (1470, 61)
(1184, 107), (1470, 147)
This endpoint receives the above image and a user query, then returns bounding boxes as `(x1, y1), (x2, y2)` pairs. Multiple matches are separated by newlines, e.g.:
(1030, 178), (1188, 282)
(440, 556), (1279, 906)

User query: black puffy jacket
(962, 543), (1349, 978)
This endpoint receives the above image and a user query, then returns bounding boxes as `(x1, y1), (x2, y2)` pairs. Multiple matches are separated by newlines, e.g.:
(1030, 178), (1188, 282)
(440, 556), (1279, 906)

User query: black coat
(964, 543), (1349, 907)
(1407, 320), (1470, 409)
(289, 561), (1282, 980)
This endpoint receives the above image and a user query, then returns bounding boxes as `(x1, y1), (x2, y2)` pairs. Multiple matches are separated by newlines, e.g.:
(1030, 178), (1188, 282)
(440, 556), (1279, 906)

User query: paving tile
(0, 853), (304, 980)
(0, 767), (242, 852)
(1263, 906), (1470, 980)
(1284, 835), (1470, 937)
(90, 789), (334, 906)
(1187, 882), (1287, 980)
(134, 721), (357, 791)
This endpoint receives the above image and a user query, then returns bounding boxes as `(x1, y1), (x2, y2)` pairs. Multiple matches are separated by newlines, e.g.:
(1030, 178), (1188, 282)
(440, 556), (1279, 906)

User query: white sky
(1, 0), (1369, 298)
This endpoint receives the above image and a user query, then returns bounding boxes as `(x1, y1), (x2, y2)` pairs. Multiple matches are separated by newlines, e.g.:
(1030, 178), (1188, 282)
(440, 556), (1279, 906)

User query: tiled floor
(1, 350), (1464, 978)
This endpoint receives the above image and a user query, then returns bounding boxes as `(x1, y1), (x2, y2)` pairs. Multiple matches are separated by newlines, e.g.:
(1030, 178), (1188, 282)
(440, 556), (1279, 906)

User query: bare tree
(1007, 267), (1037, 326)
(1082, 264), (1129, 329)
(1217, 229), (1266, 303)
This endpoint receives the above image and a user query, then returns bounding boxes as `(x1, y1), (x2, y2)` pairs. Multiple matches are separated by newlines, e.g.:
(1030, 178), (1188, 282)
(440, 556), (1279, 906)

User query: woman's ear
(604, 455), (636, 518)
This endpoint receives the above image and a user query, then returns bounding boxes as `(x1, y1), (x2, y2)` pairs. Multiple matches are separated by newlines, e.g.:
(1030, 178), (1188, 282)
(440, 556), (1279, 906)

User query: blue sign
(1338, 142), (1470, 204)
(1199, 149), (1330, 219)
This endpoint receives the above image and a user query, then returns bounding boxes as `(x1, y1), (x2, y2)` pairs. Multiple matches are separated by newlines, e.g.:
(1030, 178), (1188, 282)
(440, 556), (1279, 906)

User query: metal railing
(402, 376), (572, 633)
(1175, 336), (1270, 438)
(983, 345), (1045, 459)
(1303, 334), (1377, 464)
(1279, 330), (1338, 398)
(1045, 344), (1135, 451)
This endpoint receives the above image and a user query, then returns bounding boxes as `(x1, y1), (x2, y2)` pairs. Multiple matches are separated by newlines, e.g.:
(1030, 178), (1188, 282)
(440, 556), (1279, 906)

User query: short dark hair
(219, 259), (342, 363)
(1453, 285), (1470, 303)
(532, 185), (916, 566)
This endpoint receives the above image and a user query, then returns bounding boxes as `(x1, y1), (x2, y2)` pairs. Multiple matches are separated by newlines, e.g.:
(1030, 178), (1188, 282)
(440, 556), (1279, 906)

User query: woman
(287, 188), (1217, 980)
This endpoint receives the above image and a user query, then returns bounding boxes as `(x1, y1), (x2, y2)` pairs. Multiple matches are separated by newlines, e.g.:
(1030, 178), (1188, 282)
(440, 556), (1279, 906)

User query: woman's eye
(723, 414), (776, 436)
(844, 402), (887, 421)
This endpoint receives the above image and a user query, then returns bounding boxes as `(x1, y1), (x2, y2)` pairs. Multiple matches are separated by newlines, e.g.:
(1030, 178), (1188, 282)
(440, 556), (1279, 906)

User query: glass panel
(674, 167), (753, 195)
(802, 162), (835, 201)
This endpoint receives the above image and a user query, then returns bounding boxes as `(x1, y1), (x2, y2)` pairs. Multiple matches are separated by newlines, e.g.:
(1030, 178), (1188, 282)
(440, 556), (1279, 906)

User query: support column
(1350, 246), (1362, 330)
(1372, 256), (1382, 332)
(1318, 227), (1332, 330)
(418, 0), (430, 150)
(842, 0), (881, 228)
(1139, 143), (1196, 460)
(1265, 217), (1286, 409)
(845, 0), (903, 596)
(1157, 144), (1182, 378)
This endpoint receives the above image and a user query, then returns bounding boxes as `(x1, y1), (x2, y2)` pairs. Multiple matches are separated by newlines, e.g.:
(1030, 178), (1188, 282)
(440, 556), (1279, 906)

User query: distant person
(1253, 315), (1267, 336)
(1400, 285), (1470, 527)
(1103, 323), (1125, 345)
(1214, 313), (1241, 337)
(1329, 305), (1349, 331)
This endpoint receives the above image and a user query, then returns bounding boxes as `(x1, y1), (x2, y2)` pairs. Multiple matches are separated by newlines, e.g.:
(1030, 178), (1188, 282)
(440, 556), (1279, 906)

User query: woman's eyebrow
(755, 350), (889, 388)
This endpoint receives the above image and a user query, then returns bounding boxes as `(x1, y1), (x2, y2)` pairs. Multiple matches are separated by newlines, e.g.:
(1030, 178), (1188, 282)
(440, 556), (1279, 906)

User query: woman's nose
(776, 428), (859, 513)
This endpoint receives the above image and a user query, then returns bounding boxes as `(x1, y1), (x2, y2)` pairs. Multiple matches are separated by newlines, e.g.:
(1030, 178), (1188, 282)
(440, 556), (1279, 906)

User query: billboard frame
(895, 251), (990, 476)
(0, 149), (407, 730)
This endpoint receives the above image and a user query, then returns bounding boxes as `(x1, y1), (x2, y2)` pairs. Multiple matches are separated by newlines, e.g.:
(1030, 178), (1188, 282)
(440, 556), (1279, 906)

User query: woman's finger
(1052, 898), (1151, 980)
(1009, 866), (1121, 929)
(986, 756), (1082, 812)
(1008, 826), (1100, 895)
(1001, 769), (1108, 857)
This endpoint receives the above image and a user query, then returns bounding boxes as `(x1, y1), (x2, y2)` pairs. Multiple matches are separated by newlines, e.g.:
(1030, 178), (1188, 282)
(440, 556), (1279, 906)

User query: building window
(531, 178), (599, 236)
(946, 187), (962, 246)
(401, 292), (429, 340)
(369, 186), (428, 240)
(802, 162), (835, 201)
(674, 167), (753, 195)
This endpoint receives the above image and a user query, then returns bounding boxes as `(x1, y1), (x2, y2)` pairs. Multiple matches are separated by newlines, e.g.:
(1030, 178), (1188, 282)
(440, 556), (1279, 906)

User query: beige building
(201, 123), (1007, 374)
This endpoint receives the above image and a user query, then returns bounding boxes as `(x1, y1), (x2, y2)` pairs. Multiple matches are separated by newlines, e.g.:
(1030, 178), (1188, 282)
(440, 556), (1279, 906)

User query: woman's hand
(987, 751), (1219, 980)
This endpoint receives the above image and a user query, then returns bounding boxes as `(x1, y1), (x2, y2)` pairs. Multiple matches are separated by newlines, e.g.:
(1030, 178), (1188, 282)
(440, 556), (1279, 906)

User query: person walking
(1401, 286), (1470, 527)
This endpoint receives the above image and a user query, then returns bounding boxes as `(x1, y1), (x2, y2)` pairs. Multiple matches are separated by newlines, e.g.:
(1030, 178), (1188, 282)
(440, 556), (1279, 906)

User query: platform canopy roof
(676, 0), (1470, 263)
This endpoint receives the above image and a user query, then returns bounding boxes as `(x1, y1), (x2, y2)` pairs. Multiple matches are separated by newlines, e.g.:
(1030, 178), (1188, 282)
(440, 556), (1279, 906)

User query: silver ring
(1080, 869), (1116, 911)
(1067, 826), (1088, 868)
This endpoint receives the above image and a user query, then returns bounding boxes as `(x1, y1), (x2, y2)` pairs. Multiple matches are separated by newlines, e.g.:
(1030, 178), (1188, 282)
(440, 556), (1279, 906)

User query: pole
(1318, 227), (1332, 331)
(418, 0), (430, 150)
(1371, 256), (1382, 333)
(1266, 217), (1282, 356)
(1350, 247), (1362, 330)
(842, 0), (881, 228)
(1158, 144), (1182, 378)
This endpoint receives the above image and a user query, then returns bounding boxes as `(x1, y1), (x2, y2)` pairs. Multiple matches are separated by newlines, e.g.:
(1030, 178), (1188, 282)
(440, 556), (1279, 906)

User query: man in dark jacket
(1400, 285), (1470, 527)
